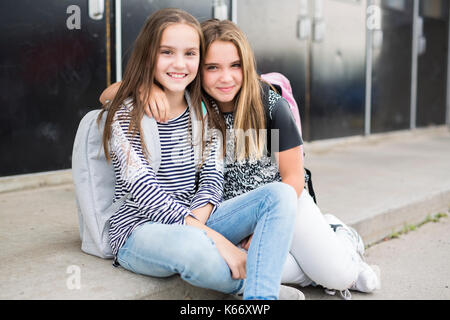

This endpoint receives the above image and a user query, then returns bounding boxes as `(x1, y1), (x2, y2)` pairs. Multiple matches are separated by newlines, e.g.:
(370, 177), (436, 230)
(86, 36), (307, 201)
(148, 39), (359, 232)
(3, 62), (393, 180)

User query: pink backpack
(261, 72), (304, 161)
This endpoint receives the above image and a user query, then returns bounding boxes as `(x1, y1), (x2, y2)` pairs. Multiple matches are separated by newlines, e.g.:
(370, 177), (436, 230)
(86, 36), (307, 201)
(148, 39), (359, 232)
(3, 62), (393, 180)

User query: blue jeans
(117, 182), (297, 300)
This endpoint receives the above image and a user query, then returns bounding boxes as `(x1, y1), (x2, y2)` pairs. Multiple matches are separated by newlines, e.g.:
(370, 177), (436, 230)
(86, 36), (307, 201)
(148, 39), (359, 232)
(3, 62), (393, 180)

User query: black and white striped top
(108, 101), (223, 256)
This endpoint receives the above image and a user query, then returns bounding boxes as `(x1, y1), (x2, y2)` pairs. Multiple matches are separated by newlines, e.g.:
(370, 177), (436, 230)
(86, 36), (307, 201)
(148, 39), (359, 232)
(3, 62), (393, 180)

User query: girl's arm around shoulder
(270, 94), (305, 197)
(99, 81), (121, 104)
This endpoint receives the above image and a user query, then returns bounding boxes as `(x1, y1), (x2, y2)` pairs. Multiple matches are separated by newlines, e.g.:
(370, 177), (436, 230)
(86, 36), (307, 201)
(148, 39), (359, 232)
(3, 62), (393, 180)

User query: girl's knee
(266, 182), (297, 218)
(264, 182), (297, 203)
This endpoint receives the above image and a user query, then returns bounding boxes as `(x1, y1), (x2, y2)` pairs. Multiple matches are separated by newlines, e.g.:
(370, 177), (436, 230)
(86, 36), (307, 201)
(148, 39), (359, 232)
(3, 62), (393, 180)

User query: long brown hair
(201, 19), (266, 161)
(100, 8), (205, 162)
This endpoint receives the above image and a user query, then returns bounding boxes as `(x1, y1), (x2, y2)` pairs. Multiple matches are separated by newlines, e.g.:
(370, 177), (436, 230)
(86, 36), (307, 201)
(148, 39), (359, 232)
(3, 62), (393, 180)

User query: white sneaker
(324, 213), (365, 257)
(324, 262), (380, 300)
(279, 285), (305, 300)
(350, 262), (381, 293)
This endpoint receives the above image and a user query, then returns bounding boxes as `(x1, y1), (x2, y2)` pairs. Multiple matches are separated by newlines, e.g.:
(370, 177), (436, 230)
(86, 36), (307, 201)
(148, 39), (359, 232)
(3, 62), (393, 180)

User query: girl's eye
(160, 50), (172, 55)
(232, 63), (241, 68)
(186, 51), (197, 57)
(206, 65), (217, 71)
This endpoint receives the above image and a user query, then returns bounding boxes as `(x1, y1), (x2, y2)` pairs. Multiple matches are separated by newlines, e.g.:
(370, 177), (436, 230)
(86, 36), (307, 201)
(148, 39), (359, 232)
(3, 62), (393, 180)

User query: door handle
(213, 0), (228, 20)
(367, 4), (383, 49)
(89, 0), (104, 20)
(313, 0), (325, 42)
(297, 0), (311, 40)
(417, 16), (427, 55)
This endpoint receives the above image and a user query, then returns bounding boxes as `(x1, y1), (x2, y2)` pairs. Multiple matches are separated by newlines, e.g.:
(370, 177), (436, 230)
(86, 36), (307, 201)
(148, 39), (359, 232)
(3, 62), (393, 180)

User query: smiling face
(201, 40), (243, 112)
(154, 23), (200, 95)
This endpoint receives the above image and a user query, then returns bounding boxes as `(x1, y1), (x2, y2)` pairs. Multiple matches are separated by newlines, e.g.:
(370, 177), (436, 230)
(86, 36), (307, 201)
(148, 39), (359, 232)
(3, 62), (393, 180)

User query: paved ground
(0, 126), (449, 300)
(300, 214), (450, 300)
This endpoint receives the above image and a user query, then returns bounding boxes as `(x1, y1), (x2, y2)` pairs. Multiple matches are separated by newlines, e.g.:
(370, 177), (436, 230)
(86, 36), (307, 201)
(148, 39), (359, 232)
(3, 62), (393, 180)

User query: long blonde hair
(201, 19), (266, 161)
(100, 8), (205, 161)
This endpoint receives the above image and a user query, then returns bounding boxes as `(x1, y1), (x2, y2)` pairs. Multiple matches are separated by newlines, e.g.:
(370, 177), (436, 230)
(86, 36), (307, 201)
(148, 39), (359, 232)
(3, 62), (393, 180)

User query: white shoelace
(324, 288), (352, 300)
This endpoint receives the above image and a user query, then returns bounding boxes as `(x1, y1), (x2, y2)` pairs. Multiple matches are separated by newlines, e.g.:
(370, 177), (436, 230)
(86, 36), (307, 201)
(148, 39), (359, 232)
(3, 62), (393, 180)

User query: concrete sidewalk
(1, 126), (449, 300)
(300, 213), (450, 300)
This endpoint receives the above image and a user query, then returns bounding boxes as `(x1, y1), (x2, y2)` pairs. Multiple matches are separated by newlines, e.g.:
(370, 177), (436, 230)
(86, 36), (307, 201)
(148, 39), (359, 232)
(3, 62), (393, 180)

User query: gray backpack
(72, 94), (202, 259)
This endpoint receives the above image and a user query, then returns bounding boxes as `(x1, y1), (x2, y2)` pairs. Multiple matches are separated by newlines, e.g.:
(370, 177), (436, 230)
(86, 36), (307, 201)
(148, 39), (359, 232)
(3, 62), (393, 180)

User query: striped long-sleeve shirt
(108, 101), (223, 256)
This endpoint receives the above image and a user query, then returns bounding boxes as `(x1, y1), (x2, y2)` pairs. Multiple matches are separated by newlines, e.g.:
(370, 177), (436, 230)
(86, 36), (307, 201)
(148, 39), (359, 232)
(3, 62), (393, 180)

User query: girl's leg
(206, 182), (297, 300)
(117, 222), (244, 295)
(280, 196), (380, 294)
(281, 253), (313, 287)
(288, 191), (359, 290)
(323, 213), (380, 293)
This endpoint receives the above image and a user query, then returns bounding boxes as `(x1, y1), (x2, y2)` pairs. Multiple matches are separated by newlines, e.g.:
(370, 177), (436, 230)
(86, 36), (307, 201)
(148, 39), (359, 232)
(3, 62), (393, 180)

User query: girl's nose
(219, 69), (233, 82)
(173, 53), (186, 69)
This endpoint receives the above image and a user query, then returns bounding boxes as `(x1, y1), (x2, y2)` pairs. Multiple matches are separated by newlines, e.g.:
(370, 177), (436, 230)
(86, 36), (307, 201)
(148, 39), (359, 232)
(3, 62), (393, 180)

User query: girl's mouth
(167, 72), (188, 79)
(217, 86), (234, 93)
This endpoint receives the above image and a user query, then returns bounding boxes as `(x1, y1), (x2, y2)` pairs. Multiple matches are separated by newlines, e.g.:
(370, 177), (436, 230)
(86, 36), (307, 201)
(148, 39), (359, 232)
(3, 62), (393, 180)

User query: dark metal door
(235, 0), (308, 138)
(416, 0), (449, 127)
(370, 0), (414, 133)
(237, 0), (367, 141)
(0, 0), (110, 177)
(309, 0), (367, 140)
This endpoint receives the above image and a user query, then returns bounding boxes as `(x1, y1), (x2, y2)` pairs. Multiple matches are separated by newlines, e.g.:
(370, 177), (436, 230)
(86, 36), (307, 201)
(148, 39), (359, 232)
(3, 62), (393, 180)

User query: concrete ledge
(351, 189), (450, 245)
(0, 169), (73, 194)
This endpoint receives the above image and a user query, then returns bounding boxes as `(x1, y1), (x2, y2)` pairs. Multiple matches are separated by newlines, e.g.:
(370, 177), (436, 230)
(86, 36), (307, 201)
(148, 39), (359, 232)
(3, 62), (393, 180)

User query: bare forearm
(191, 203), (214, 225)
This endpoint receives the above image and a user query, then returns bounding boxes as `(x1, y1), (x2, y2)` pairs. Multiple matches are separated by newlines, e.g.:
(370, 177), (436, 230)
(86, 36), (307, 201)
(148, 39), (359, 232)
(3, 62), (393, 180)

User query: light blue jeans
(116, 182), (297, 300)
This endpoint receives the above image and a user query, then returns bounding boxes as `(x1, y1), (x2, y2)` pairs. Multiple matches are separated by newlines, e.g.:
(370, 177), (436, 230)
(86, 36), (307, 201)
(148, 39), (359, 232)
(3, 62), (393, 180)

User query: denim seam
(252, 192), (274, 298)
(230, 279), (245, 295)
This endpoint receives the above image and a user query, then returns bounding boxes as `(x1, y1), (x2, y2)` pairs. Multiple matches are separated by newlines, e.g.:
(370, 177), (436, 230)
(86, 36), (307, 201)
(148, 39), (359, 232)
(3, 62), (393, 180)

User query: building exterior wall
(0, 0), (448, 177)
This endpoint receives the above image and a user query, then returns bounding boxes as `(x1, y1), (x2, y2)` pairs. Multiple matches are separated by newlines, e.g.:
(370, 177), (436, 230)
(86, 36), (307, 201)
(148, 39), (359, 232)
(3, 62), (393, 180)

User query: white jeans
(280, 191), (360, 290)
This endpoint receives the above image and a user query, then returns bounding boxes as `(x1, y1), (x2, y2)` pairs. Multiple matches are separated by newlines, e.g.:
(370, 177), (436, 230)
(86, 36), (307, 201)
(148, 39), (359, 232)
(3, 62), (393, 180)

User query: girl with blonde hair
(99, 8), (302, 300)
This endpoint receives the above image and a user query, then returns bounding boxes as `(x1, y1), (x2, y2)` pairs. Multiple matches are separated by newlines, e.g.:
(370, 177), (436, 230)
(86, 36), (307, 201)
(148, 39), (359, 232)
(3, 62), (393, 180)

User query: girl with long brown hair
(99, 8), (302, 300)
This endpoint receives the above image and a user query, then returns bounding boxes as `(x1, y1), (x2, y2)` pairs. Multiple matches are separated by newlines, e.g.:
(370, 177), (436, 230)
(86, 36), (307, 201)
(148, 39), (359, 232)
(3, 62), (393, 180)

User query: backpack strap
(304, 168), (317, 204)
(141, 115), (160, 172)
(185, 91), (202, 172)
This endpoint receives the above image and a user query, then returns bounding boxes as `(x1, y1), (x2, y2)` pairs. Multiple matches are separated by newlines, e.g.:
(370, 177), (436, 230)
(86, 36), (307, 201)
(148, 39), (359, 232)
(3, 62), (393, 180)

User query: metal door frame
(447, 1), (450, 126)
(115, 0), (122, 81)
(365, 0), (373, 136)
(410, 0), (419, 129)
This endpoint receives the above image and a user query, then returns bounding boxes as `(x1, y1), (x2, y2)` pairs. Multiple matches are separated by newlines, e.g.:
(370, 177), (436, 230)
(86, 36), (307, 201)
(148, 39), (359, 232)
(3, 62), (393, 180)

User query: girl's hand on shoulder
(141, 85), (169, 123)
